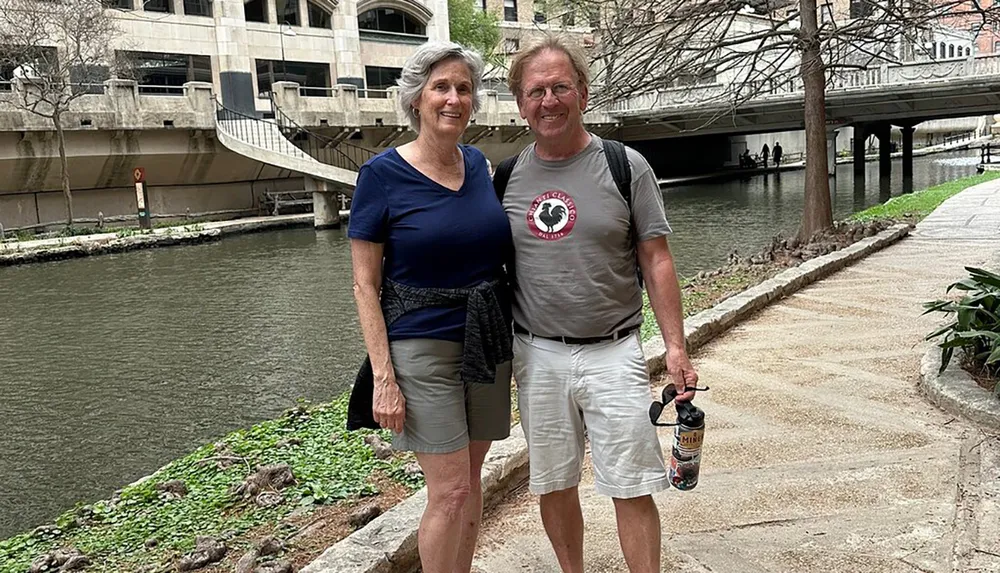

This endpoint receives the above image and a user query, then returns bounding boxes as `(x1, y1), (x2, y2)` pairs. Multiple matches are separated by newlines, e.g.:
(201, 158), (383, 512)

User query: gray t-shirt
(503, 134), (671, 338)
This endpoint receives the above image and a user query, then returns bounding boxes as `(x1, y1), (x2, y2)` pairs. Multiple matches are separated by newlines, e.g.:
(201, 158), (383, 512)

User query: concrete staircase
(214, 104), (360, 193)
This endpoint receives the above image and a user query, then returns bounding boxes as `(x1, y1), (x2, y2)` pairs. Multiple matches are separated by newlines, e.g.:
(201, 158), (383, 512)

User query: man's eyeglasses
(649, 384), (709, 427)
(524, 83), (576, 101)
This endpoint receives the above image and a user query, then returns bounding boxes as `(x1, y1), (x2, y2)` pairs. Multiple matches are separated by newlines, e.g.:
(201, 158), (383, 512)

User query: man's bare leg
(613, 495), (661, 573)
(539, 486), (585, 573)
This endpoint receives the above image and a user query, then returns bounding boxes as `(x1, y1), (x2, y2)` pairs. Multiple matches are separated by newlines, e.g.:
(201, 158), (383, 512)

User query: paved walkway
(473, 181), (1000, 573)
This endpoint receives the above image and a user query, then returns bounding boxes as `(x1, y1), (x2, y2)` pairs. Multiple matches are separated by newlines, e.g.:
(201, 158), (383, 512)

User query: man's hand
(666, 348), (698, 402)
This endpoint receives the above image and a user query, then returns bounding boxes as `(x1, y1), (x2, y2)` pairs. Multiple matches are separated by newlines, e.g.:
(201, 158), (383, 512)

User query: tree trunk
(799, 0), (833, 240)
(53, 111), (74, 228)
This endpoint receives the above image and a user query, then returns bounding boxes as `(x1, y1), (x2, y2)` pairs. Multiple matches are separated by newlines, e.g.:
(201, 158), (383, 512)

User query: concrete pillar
(271, 80), (302, 119)
(826, 129), (838, 177)
(332, 0), (364, 87)
(306, 176), (340, 229)
(214, 0), (257, 114)
(853, 124), (867, 177)
(900, 124), (915, 181)
(873, 123), (892, 178)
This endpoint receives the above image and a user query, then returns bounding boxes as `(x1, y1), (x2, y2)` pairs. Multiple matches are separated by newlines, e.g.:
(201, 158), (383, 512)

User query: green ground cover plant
(0, 396), (421, 572)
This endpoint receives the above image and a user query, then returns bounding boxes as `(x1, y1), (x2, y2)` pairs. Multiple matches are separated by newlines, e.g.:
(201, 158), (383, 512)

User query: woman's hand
(373, 372), (405, 434)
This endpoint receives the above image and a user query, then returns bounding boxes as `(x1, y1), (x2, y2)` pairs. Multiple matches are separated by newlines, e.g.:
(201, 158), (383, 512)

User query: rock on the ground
(403, 461), (423, 477)
(256, 536), (285, 557)
(256, 559), (293, 573)
(177, 536), (227, 571)
(231, 464), (296, 503)
(28, 548), (90, 572)
(363, 434), (393, 460)
(349, 503), (383, 529)
(236, 549), (260, 573)
(155, 479), (188, 499)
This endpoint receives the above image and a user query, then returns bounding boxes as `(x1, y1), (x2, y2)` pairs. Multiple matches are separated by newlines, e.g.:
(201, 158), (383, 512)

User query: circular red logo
(527, 190), (577, 241)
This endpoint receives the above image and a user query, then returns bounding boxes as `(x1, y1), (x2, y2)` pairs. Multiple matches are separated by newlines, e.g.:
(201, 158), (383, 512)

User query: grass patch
(850, 171), (1000, 223)
(0, 395), (422, 573)
(641, 265), (779, 343)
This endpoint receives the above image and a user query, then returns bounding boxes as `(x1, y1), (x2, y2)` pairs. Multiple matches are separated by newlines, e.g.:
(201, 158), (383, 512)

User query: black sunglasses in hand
(649, 384), (709, 427)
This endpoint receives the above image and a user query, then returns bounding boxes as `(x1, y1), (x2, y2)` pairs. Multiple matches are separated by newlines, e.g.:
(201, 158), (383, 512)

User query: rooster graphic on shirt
(527, 190), (577, 241)
(538, 202), (567, 233)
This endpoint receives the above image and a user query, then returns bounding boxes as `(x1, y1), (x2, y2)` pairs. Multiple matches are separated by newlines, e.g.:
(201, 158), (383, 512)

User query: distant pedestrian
(773, 141), (783, 166)
(761, 143), (770, 167)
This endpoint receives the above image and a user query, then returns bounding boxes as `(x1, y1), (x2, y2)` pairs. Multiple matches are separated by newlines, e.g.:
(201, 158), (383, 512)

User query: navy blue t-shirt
(348, 145), (512, 342)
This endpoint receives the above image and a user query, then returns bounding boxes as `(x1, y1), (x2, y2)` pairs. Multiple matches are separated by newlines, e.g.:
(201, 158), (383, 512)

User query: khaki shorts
(514, 331), (669, 498)
(390, 338), (512, 454)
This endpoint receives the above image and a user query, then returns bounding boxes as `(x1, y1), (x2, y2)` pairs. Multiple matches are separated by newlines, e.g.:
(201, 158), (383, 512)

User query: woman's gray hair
(397, 41), (485, 132)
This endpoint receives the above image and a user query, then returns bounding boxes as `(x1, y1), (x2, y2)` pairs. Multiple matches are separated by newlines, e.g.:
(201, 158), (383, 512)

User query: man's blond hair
(507, 34), (590, 99)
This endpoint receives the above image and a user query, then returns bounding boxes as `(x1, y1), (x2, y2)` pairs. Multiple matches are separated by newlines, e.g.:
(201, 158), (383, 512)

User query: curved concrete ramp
(215, 116), (358, 194)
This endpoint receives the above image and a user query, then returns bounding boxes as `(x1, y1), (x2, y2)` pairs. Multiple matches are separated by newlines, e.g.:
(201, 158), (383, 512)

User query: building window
(308, 1), (332, 28)
(256, 59), (331, 96)
(276, 0), (300, 25)
(143, 0), (172, 13)
(183, 0), (211, 16)
(849, 0), (871, 18)
(587, 6), (599, 27)
(244, 0), (267, 22)
(503, 0), (516, 21)
(364, 66), (402, 96)
(939, 42), (945, 58)
(358, 8), (426, 35)
(503, 38), (519, 53)
(124, 51), (212, 94)
(967, 46), (972, 56)
(70, 64), (109, 94)
(106, 0), (133, 9)
(949, 44), (955, 58)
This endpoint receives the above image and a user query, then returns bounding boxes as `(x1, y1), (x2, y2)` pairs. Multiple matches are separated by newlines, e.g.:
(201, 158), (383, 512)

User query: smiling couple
(348, 34), (698, 573)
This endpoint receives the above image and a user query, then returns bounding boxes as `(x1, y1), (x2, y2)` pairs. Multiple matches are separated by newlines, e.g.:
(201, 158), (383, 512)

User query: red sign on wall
(133, 167), (146, 183)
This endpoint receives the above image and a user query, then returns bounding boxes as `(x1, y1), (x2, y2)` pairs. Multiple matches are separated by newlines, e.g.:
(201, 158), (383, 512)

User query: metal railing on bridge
(980, 144), (1000, 165)
(612, 53), (1000, 114)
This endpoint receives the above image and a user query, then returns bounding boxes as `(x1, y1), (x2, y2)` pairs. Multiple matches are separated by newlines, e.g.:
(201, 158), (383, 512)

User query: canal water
(0, 148), (981, 537)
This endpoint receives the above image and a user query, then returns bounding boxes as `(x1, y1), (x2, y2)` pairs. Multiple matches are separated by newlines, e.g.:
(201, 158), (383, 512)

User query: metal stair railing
(268, 94), (377, 172)
(214, 100), (313, 159)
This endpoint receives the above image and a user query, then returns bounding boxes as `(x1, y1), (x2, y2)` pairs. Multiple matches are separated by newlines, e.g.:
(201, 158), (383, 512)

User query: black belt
(513, 322), (639, 345)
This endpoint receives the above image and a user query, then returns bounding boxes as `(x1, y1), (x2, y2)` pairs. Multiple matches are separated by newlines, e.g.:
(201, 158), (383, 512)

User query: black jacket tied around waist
(346, 277), (513, 431)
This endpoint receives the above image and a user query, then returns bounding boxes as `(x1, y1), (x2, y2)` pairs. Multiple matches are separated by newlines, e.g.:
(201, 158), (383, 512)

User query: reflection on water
(0, 148), (981, 537)
(663, 149), (979, 276)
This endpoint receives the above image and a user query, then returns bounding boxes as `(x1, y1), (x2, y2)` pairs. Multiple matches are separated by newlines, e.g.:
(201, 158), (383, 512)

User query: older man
(494, 35), (699, 573)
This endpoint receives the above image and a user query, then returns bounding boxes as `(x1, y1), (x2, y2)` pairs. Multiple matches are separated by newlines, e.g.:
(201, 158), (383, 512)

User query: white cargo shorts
(513, 330), (669, 498)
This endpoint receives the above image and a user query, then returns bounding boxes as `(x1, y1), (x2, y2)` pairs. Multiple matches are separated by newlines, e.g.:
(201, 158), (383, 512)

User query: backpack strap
(601, 139), (643, 289)
(492, 153), (520, 294)
(493, 154), (519, 202)
(601, 139), (632, 209)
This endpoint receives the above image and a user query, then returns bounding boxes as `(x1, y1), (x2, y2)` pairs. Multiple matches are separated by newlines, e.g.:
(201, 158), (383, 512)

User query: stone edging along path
(920, 347), (1000, 431)
(301, 222), (913, 573)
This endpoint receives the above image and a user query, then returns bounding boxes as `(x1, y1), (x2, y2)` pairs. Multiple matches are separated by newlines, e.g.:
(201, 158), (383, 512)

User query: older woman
(348, 42), (513, 573)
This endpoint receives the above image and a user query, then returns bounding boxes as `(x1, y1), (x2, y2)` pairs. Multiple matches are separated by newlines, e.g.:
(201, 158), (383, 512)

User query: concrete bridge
(609, 54), (1000, 179)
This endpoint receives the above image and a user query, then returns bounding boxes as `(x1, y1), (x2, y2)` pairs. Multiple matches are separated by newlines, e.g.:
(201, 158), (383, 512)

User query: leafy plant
(924, 266), (1000, 392)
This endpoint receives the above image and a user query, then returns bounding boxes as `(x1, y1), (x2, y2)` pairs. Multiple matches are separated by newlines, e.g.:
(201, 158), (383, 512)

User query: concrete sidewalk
(472, 182), (1000, 573)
